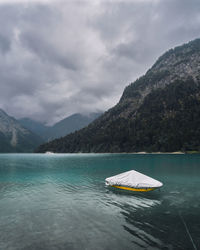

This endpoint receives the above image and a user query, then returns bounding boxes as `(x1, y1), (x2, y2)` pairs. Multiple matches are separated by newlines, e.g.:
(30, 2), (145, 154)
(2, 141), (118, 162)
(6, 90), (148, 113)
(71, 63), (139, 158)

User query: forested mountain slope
(36, 39), (200, 153)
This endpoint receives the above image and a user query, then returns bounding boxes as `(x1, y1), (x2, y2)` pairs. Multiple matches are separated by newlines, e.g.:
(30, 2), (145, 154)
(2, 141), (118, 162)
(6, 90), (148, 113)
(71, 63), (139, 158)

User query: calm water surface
(0, 153), (200, 250)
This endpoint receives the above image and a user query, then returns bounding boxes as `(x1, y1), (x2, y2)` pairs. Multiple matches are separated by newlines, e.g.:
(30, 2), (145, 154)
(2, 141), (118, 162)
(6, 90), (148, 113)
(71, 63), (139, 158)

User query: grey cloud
(0, 34), (11, 53)
(20, 31), (78, 71)
(0, 0), (200, 124)
(96, 0), (200, 76)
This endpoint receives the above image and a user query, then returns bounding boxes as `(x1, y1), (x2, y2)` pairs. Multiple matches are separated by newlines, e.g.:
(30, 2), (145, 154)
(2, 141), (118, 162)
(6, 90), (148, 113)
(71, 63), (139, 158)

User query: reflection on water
(0, 153), (200, 250)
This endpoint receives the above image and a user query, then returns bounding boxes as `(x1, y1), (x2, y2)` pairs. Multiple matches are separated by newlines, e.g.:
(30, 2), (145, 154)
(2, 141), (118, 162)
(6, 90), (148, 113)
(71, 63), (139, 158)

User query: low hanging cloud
(0, 0), (200, 124)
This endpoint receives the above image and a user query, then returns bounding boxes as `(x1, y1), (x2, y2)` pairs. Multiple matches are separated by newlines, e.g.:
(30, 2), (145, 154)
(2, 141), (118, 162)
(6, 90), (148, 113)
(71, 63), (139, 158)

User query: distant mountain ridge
(19, 112), (102, 141)
(0, 109), (43, 152)
(44, 113), (103, 141)
(36, 38), (200, 153)
(18, 118), (47, 137)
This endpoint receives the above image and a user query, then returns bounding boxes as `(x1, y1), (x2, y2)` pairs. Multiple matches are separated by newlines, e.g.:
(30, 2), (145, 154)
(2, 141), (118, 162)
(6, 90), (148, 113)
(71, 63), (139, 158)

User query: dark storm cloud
(0, 0), (200, 124)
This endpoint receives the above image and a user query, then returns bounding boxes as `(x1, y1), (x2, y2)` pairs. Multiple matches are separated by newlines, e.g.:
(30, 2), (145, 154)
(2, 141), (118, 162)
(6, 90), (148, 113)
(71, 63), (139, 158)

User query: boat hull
(111, 185), (156, 192)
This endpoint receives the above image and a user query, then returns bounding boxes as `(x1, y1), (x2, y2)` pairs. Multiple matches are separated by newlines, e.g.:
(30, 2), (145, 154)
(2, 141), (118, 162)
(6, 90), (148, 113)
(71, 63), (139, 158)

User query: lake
(0, 153), (199, 250)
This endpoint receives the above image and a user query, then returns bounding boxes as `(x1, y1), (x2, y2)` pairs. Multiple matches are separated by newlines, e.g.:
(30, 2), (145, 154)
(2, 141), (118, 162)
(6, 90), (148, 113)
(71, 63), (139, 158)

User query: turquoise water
(0, 153), (200, 250)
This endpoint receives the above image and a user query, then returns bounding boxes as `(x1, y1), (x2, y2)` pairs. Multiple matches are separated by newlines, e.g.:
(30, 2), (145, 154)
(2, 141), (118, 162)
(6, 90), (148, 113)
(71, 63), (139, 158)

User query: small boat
(45, 151), (55, 155)
(105, 170), (163, 192)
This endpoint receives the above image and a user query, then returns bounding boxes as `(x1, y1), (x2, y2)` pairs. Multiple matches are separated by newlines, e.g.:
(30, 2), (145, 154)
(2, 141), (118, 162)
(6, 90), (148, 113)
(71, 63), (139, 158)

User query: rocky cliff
(0, 109), (43, 152)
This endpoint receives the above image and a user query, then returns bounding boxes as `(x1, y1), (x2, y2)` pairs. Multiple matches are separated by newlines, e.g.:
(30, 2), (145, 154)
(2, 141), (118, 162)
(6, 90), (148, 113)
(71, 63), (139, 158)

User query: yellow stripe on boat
(112, 185), (155, 192)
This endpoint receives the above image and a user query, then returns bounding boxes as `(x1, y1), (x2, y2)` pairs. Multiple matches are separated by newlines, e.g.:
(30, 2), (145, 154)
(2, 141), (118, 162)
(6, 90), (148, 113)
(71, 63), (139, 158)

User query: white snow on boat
(105, 170), (163, 192)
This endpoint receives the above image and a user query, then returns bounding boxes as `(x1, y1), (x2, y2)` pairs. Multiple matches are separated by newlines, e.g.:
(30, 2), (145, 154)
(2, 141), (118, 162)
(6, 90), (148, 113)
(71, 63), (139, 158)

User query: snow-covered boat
(105, 170), (163, 192)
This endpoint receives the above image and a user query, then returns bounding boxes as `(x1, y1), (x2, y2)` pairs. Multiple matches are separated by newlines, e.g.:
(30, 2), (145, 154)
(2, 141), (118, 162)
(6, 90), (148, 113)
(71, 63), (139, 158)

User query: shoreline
(1, 151), (200, 154)
(133, 151), (185, 154)
(46, 151), (195, 154)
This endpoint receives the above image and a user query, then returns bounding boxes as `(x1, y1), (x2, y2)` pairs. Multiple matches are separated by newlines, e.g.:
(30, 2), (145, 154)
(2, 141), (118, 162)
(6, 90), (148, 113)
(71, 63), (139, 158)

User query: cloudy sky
(0, 0), (200, 124)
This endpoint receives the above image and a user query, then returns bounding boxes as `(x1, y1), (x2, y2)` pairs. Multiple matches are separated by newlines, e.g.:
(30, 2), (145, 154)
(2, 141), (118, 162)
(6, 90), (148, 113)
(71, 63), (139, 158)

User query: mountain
(18, 118), (48, 137)
(44, 112), (103, 141)
(36, 38), (200, 153)
(19, 112), (102, 141)
(0, 109), (43, 152)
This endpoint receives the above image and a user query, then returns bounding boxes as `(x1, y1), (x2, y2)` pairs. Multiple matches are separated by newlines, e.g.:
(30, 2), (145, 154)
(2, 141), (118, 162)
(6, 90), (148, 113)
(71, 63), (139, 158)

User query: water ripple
(0, 154), (200, 250)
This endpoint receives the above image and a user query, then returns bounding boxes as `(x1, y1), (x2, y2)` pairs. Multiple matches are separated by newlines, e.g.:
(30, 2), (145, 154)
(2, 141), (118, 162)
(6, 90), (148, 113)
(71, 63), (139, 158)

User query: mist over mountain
(36, 38), (200, 153)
